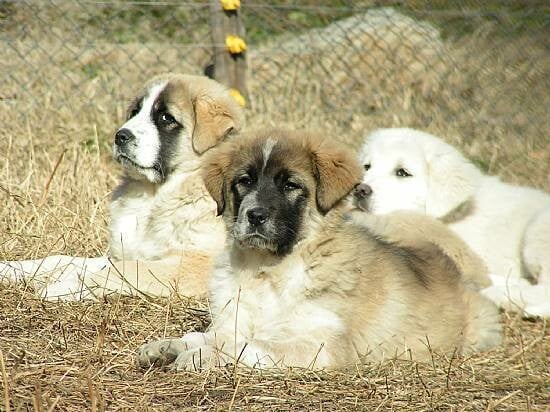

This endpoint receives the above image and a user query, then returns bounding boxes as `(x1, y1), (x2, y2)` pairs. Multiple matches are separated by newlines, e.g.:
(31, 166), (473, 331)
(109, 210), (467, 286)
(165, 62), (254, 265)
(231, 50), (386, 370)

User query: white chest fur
(109, 172), (225, 260)
(208, 248), (345, 366)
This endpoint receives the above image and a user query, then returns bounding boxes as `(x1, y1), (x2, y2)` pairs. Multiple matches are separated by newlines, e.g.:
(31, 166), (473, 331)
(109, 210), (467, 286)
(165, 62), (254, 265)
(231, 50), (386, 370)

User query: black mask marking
(151, 88), (183, 181)
(230, 142), (309, 256)
(127, 96), (143, 120)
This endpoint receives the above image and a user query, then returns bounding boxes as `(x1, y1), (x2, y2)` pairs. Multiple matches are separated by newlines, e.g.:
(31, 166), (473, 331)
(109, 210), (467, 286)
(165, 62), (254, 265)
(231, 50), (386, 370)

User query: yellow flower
(220, 0), (240, 11)
(225, 35), (247, 54)
(229, 88), (246, 107)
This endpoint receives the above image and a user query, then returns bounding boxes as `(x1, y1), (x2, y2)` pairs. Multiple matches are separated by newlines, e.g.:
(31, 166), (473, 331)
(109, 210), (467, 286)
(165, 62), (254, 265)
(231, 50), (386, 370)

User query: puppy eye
(160, 112), (176, 125)
(363, 164), (371, 171)
(237, 175), (253, 186)
(396, 168), (412, 177)
(283, 181), (301, 191)
(128, 107), (140, 120)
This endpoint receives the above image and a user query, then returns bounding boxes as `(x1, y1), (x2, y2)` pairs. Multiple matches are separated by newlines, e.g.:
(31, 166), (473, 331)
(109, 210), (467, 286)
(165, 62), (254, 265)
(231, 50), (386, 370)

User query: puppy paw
(136, 338), (189, 368)
(173, 345), (217, 371)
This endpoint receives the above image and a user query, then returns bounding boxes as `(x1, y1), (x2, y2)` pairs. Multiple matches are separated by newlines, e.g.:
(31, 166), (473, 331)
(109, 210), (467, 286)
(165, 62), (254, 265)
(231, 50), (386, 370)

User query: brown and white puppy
(109, 73), (244, 261)
(0, 73), (244, 299)
(137, 128), (501, 370)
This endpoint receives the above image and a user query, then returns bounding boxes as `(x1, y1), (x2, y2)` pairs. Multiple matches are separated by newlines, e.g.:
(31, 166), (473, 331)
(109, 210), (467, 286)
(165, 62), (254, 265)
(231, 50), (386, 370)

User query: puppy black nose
(355, 183), (372, 198)
(247, 207), (269, 226)
(115, 128), (135, 146)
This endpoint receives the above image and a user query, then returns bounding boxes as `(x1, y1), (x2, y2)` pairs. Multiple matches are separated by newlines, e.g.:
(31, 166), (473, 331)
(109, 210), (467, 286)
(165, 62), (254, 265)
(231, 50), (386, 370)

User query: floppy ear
(313, 140), (363, 214)
(201, 144), (232, 215)
(425, 149), (482, 218)
(192, 95), (243, 154)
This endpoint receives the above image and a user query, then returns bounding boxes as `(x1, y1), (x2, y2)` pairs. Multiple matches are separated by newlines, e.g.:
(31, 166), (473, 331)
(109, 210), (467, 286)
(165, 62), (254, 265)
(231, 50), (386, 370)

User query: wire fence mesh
(1, 1), (548, 167)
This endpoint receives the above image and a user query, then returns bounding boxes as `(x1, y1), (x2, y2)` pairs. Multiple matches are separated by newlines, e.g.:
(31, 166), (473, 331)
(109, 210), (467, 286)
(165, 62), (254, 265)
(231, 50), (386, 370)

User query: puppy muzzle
(233, 206), (279, 252)
(353, 183), (372, 212)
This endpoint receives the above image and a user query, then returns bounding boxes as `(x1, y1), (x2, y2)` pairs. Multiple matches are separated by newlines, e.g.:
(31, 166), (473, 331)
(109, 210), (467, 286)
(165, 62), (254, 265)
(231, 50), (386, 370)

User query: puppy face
(354, 132), (429, 214)
(353, 128), (482, 218)
(203, 129), (362, 256)
(114, 73), (244, 184)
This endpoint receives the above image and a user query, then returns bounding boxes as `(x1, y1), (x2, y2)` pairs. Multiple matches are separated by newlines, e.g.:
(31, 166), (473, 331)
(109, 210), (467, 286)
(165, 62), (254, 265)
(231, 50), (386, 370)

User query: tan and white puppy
(137, 128), (501, 370)
(355, 128), (550, 317)
(1, 73), (244, 299)
(109, 73), (244, 261)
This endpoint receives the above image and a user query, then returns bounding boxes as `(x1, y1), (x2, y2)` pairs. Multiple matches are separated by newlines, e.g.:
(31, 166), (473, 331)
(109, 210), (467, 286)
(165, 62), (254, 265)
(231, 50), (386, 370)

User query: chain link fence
(1, 1), (548, 171)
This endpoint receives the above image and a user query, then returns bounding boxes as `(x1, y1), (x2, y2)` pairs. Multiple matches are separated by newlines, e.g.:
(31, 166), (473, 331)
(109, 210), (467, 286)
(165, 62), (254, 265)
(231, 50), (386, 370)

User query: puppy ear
(201, 144), (232, 215)
(425, 150), (482, 218)
(192, 95), (244, 154)
(313, 140), (363, 214)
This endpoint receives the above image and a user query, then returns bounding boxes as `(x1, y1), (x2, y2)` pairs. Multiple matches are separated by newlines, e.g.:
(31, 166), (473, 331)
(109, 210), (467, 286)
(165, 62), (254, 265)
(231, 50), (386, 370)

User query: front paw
(173, 345), (216, 371)
(136, 338), (189, 368)
(173, 342), (240, 372)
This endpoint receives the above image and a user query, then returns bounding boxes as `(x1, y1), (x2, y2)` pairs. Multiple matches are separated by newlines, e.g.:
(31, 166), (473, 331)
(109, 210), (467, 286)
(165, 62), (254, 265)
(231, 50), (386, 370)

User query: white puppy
(354, 128), (550, 317)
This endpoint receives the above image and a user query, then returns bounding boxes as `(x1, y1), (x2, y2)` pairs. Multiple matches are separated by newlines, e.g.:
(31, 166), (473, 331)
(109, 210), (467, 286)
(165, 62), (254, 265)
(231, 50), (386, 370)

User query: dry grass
(1, 284), (548, 411)
(1, 3), (549, 410)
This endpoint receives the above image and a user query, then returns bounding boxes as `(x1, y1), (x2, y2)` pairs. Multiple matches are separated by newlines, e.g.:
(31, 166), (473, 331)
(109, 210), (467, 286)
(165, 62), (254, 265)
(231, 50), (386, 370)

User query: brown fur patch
(308, 137), (364, 213)
(192, 96), (239, 154)
(202, 143), (234, 215)
(153, 73), (245, 155)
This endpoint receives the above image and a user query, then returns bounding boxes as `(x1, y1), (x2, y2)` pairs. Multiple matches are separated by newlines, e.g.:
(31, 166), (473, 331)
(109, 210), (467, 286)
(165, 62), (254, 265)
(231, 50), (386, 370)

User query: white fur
(262, 138), (277, 170)
(0, 256), (109, 300)
(137, 249), (346, 370)
(358, 128), (550, 317)
(108, 171), (222, 261)
(116, 82), (165, 171)
(206, 250), (343, 367)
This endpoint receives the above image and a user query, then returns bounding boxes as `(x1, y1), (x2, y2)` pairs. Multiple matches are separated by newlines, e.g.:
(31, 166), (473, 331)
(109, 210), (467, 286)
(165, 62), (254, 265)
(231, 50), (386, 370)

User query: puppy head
(354, 128), (481, 218)
(202, 128), (362, 256)
(113, 73), (244, 184)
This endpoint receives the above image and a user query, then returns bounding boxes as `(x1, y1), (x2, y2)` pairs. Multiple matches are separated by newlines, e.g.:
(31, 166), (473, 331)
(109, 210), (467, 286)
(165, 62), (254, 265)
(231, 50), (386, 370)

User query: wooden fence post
(209, 0), (247, 106)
